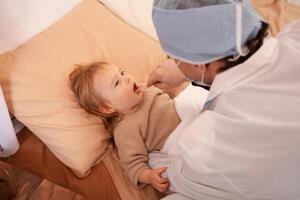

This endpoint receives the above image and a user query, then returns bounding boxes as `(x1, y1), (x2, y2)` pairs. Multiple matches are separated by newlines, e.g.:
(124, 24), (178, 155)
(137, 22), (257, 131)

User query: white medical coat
(176, 20), (300, 200)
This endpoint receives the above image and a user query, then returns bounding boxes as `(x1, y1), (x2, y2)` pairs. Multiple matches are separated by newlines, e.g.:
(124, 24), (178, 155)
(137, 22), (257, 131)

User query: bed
(1, 0), (299, 200)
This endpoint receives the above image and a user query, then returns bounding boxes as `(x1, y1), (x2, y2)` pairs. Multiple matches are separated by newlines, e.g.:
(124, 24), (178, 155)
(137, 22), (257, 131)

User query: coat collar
(206, 36), (278, 102)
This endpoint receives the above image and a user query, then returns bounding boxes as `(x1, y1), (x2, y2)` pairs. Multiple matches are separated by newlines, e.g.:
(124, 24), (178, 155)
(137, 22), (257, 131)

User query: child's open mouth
(133, 82), (141, 94)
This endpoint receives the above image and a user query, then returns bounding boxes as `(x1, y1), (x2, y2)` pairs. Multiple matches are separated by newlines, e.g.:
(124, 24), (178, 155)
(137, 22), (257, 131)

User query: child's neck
(121, 98), (144, 117)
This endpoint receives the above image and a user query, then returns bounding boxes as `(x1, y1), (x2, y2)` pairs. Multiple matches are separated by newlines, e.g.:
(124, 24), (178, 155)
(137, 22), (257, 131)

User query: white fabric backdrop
(99, 0), (158, 41)
(0, 0), (81, 54)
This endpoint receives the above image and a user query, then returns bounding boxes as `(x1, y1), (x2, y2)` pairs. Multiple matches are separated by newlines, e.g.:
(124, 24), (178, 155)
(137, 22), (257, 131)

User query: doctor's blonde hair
(69, 62), (120, 132)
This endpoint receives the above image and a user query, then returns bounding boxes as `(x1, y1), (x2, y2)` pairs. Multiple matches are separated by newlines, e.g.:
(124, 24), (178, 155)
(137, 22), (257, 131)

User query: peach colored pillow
(0, 0), (165, 177)
(252, 0), (300, 35)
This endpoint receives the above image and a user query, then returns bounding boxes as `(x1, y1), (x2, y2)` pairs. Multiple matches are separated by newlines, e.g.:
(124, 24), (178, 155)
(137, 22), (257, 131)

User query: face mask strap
(236, 0), (249, 56)
(176, 60), (211, 87)
(194, 71), (211, 87)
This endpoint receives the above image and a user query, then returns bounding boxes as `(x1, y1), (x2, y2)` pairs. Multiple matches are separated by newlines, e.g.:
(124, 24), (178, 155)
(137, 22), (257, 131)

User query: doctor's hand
(139, 167), (170, 193)
(147, 59), (187, 90)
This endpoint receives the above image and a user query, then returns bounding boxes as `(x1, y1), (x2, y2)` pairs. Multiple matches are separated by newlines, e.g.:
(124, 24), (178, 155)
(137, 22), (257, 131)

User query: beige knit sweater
(113, 87), (181, 188)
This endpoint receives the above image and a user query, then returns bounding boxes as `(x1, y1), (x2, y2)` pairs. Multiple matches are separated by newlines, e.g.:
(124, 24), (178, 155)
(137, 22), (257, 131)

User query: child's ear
(98, 104), (116, 115)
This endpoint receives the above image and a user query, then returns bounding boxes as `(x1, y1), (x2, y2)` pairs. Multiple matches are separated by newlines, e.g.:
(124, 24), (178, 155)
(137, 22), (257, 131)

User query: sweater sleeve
(114, 122), (150, 188)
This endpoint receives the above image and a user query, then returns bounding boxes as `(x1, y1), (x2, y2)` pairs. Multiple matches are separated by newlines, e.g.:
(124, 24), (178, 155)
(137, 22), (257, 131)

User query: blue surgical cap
(152, 0), (264, 64)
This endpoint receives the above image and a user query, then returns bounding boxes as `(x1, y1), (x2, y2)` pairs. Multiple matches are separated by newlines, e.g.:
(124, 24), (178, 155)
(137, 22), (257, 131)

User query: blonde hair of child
(69, 62), (120, 132)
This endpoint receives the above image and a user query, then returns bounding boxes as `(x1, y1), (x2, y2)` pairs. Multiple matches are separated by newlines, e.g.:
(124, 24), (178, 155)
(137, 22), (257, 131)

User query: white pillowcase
(0, 0), (81, 54)
(0, 85), (19, 157)
(99, 0), (158, 41)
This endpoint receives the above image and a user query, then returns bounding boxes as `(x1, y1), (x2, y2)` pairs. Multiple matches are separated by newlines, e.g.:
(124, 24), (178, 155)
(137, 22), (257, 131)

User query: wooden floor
(0, 161), (86, 200)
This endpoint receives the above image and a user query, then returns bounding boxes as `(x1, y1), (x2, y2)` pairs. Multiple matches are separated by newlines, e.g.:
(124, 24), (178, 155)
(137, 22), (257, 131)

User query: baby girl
(69, 61), (187, 192)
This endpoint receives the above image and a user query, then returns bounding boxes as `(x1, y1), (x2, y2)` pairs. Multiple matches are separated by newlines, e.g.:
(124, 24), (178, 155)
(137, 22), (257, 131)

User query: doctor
(147, 0), (300, 199)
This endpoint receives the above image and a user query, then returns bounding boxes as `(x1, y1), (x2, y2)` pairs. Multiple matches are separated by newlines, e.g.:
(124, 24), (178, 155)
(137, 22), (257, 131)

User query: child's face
(93, 64), (143, 114)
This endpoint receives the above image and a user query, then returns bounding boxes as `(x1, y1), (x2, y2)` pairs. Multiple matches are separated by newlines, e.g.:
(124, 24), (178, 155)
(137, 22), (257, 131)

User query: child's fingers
(153, 176), (169, 184)
(157, 176), (169, 184)
(155, 182), (170, 193)
(153, 172), (169, 183)
(159, 182), (170, 188)
(155, 167), (168, 175)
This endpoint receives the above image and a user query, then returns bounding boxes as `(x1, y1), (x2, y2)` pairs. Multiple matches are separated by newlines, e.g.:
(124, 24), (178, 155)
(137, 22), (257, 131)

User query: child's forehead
(94, 64), (120, 84)
(104, 64), (121, 72)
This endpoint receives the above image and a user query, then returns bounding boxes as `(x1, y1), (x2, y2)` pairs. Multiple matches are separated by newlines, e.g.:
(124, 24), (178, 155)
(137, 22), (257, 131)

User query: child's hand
(139, 167), (170, 193)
